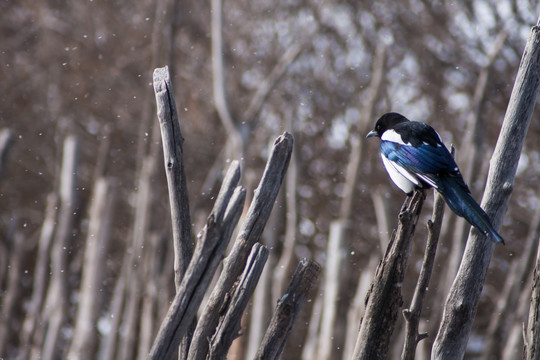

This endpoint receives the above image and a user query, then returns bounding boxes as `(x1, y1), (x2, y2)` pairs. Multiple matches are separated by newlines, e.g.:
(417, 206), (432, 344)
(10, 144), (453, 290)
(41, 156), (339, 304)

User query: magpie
(366, 112), (504, 244)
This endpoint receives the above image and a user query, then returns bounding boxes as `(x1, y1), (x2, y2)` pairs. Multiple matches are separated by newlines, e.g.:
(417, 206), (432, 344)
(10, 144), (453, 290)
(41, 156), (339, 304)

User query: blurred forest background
(1, 0), (540, 359)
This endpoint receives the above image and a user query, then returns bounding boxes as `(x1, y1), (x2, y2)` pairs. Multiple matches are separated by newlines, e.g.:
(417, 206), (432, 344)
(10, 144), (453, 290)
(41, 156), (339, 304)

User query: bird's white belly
(381, 155), (417, 194)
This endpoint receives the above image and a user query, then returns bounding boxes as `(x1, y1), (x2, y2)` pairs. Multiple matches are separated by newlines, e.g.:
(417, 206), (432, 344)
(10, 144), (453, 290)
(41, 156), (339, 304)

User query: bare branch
(272, 111), (299, 299)
(188, 133), (294, 360)
(352, 190), (425, 360)
(401, 191), (445, 360)
(148, 164), (246, 360)
(254, 258), (321, 360)
(442, 29), (508, 293)
(153, 66), (194, 290)
(433, 19), (540, 359)
(208, 243), (270, 359)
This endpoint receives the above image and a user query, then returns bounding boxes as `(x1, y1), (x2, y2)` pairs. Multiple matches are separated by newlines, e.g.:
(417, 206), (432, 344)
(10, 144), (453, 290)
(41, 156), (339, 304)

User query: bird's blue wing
(380, 140), (469, 192)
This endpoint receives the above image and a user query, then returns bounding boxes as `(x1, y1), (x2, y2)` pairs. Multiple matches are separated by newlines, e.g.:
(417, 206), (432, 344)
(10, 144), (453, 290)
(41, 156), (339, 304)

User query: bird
(366, 112), (504, 244)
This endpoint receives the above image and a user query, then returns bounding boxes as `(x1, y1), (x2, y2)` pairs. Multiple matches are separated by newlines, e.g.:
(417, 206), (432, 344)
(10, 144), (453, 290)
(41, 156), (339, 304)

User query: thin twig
(401, 191), (445, 360)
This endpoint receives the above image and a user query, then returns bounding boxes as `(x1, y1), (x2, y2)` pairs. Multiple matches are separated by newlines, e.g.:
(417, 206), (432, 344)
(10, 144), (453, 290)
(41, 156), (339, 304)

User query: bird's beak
(366, 130), (379, 139)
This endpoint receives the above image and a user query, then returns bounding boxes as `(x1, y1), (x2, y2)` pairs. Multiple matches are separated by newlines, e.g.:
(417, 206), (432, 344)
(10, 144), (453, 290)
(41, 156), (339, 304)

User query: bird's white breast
(381, 154), (417, 194)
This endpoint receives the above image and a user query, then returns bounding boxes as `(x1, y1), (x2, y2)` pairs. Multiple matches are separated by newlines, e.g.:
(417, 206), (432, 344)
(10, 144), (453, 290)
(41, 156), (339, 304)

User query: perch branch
(352, 190), (425, 360)
(401, 191), (445, 360)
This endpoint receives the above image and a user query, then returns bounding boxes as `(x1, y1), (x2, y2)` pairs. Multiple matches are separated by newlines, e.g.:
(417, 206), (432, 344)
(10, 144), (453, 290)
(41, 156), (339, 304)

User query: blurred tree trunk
(41, 136), (79, 360)
(0, 128), (13, 181)
(17, 194), (57, 360)
(501, 266), (536, 359)
(0, 232), (25, 355)
(343, 256), (378, 360)
(211, 0), (243, 161)
(137, 232), (162, 360)
(317, 43), (386, 360)
(117, 156), (155, 360)
(301, 283), (324, 360)
(100, 257), (129, 360)
(67, 178), (115, 360)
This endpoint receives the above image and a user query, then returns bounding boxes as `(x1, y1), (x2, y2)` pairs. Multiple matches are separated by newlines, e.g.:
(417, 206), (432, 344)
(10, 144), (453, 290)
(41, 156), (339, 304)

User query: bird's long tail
(437, 175), (504, 244)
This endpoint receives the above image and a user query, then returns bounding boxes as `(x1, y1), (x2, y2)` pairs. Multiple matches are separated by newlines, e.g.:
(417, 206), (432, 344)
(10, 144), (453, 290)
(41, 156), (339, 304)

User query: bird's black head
(366, 112), (409, 138)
